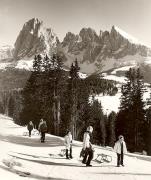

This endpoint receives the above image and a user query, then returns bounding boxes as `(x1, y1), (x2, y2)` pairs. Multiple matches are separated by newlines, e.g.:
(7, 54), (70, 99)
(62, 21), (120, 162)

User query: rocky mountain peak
(110, 25), (118, 37)
(23, 18), (43, 29)
(79, 28), (99, 42)
(111, 25), (141, 45)
(62, 32), (77, 47)
(13, 18), (58, 60)
(60, 26), (151, 73)
(1, 18), (151, 74)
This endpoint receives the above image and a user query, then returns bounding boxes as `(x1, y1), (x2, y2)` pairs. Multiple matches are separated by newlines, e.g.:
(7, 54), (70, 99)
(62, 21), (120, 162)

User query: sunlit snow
(0, 114), (151, 180)
(15, 59), (33, 70)
(114, 26), (143, 45)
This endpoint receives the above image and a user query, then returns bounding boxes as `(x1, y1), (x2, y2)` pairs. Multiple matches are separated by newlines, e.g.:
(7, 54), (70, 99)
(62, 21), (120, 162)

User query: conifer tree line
(116, 68), (151, 154)
(18, 53), (117, 146)
(2, 53), (151, 155)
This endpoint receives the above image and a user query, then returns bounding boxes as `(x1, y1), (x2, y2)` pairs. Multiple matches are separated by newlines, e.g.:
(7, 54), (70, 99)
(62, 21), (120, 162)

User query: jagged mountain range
(0, 18), (151, 74)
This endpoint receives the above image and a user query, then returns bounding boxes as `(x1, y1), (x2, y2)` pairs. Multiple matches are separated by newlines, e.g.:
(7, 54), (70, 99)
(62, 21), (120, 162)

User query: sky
(0, 0), (151, 46)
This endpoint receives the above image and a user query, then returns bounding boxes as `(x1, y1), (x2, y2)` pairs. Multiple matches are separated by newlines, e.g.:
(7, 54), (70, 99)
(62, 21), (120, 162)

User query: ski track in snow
(0, 114), (151, 180)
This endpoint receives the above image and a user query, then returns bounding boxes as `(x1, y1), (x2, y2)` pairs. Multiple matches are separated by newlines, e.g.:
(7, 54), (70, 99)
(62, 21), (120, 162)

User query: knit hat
(87, 126), (93, 133)
(118, 135), (124, 140)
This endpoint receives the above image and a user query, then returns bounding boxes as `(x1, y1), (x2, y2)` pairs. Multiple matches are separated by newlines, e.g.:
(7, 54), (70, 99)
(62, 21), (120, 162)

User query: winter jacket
(114, 140), (127, 154)
(38, 121), (47, 133)
(27, 123), (34, 131)
(64, 134), (72, 150)
(83, 131), (92, 150)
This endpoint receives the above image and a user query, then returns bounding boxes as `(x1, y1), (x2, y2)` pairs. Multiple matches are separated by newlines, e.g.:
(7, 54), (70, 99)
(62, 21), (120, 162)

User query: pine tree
(89, 100), (106, 146)
(33, 54), (42, 73)
(20, 54), (44, 126)
(20, 72), (42, 126)
(8, 95), (15, 117)
(116, 68), (145, 152)
(68, 59), (80, 139)
(106, 111), (116, 147)
(146, 107), (151, 155)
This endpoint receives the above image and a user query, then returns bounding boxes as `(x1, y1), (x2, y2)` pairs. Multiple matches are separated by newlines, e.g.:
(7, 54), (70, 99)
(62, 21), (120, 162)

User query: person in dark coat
(82, 126), (94, 167)
(27, 121), (34, 137)
(38, 119), (47, 143)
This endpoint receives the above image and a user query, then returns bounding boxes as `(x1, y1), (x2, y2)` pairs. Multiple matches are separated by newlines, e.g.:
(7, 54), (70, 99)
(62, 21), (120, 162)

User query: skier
(82, 126), (94, 167)
(38, 119), (47, 143)
(27, 121), (34, 137)
(114, 135), (127, 167)
(64, 130), (73, 159)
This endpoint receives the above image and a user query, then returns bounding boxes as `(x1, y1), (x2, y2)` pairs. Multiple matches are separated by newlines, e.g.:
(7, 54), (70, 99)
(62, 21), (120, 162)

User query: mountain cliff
(59, 26), (151, 73)
(13, 18), (59, 60)
(0, 18), (151, 74)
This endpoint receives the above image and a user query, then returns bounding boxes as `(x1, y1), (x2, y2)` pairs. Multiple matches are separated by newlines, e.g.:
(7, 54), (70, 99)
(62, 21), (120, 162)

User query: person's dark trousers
(70, 146), (73, 158)
(41, 132), (45, 142)
(121, 142), (124, 165)
(82, 148), (93, 165)
(29, 130), (31, 137)
(82, 148), (88, 164)
(86, 148), (93, 166)
(121, 153), (124, 165)
(66, 149), (69, 159)
(117, 153), (124, 166)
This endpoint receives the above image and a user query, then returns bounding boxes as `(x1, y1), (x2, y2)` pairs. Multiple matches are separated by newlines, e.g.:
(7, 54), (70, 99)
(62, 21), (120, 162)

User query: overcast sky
(0, 0), (151, 46)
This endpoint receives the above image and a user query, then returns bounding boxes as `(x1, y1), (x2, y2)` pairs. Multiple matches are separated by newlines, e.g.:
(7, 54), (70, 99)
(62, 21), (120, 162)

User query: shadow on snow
(0, 164), (68, 180)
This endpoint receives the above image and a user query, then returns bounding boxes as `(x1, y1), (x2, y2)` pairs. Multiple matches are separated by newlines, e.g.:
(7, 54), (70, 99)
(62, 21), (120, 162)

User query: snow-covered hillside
(114, 26), (142, 45)
(94, 66), (151, 114)
(0, 114), (151, 180)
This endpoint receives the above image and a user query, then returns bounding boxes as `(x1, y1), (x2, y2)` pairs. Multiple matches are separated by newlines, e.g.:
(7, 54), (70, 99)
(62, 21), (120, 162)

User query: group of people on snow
(27, 121), (127, 167)
(63, 125), (127, 167)
(27, 119), (48, 142)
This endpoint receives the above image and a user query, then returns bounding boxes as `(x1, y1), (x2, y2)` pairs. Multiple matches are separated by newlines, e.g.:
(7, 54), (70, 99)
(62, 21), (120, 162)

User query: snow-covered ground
(15, 59), (33, 70)
(92, 93), (121, 114)
(111, 65), (135, 75)
(98, 67), (151, 114)
(0, 114), (151, 180)
(93, 85), (150, 115)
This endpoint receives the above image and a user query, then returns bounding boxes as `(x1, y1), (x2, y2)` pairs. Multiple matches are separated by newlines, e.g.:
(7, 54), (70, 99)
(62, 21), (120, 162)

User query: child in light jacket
(114, 135), (127, 167)
(64, 130), (73, 159)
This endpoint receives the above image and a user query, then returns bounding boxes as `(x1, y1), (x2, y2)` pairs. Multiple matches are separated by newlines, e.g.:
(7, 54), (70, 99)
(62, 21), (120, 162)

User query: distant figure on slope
(27, 121), (34, 137)
(64, 130), (73, 159)
(38, 119), (48, 143)
(114, 135), (127, 167)
(82, 126), (94, 167)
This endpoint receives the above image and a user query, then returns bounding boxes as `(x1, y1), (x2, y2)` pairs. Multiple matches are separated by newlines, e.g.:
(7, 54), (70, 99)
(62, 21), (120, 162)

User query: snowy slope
(0, 114), (151, 180)
(15, 59), (34, 70)
(114, 26), (141, 45)
(95, 66), (151, 114)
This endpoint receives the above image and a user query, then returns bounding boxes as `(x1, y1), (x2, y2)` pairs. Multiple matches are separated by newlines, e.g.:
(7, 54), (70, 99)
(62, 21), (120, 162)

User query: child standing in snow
(64, 130), (73, 159)
(27, 121), (34, 137)
(82, 126), (94, 167)
(114, 135), (127, 167)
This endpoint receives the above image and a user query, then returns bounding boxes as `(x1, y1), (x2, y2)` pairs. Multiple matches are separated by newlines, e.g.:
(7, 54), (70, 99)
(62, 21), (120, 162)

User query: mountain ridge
(0, 18), (151, 73)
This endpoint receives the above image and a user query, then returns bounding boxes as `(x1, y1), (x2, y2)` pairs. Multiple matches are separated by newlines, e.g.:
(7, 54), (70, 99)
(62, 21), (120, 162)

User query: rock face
(0, 45), (13, 60)
(60, 25), (151, 73)
(0, 18), (151, 73)
(13, 18), (59, 60)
